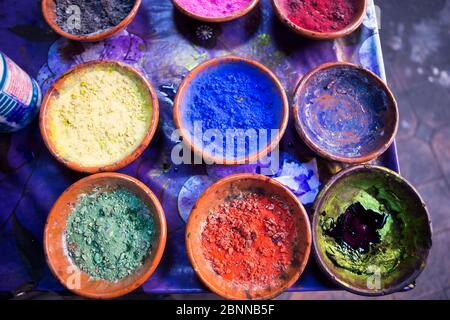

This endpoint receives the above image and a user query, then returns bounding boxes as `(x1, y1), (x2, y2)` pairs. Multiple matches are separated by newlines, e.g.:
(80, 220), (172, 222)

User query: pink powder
(175, 0), (253, 18)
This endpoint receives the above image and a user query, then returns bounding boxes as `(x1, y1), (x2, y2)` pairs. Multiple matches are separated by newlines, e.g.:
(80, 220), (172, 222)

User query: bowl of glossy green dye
(312, 165), (432, 296)
(44, 173), (167, 299)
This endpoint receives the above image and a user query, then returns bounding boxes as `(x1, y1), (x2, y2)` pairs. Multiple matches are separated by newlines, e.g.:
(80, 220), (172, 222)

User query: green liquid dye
(66, 188), (155, 282)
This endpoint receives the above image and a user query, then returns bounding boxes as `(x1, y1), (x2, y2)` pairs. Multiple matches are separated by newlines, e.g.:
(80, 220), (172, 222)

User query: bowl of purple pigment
(42, 0), (141, 42)
(173, 56), (289, 165)
(172, 0), (261, 23)
(312, 165), (432, 296)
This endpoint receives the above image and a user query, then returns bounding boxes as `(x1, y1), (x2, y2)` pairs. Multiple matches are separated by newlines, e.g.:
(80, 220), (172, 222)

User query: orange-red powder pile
(201, 193), (297, 287)
(280, 0), (358, 33)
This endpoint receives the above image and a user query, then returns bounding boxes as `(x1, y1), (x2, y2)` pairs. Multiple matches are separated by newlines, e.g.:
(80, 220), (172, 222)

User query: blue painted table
(0, 0), (400, 296)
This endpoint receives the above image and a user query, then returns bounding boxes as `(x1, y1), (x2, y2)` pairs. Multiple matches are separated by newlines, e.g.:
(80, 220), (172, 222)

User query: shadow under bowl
(271, 0), (368, 40)
(186, 173), (311, 300)
(39, 60), (159, 174)
(293, 62), (398, 164)
(44, 172), (167, 299)
(312, 165), (432, 296)
(41, 0), (141, 42)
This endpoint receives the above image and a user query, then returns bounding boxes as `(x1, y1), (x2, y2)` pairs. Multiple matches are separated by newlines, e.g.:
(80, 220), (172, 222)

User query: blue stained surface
(0, 0), (400, 296)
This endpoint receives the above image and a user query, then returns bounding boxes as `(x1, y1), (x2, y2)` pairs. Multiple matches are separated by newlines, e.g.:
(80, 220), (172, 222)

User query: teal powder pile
(66, 188), (155, 282)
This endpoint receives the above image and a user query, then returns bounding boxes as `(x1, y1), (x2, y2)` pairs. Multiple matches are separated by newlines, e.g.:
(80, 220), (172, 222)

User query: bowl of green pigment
(174, 56), (289, 165)
(312, 165), (432, 296)
(44, 173), (167, 299)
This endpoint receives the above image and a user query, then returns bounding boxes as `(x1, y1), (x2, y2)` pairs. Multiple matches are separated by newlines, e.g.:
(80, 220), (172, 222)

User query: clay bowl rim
(173, 56), (289, 166)
(271, 0), (368, 40)
(39, 60), (159, 174)
(171, 0), (260, 23)
(44, 172), (168, 299)
(185, 173), (312, 300)
(293, 61), (399, 164)
(41, 0), (142, 42)
(311, 164), (433, 296)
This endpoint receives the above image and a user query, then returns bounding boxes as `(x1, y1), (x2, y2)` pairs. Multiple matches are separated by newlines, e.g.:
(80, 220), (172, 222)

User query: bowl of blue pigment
(174, 56), (289, 165)
(293, 62), (398, 164)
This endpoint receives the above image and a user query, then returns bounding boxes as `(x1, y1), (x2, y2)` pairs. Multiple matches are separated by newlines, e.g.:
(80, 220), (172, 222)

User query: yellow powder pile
(47, 64), (152, 167)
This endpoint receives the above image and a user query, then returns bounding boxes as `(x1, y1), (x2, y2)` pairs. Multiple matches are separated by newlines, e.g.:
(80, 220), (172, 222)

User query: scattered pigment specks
(278, 0), (359, 33)
(46, 63), (152, 168)
(201, 193), (297, 288)
(66, 188), (155, 281)
(296, 64), (395, 159)
(175, 0), (253, 18)
(180, 60), (284, 160)
(55, 0), (135, 35)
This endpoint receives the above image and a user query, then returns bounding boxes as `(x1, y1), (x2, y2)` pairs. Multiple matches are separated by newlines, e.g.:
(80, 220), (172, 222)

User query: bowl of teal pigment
(44, 173), (167, 299)
(174, 56), (289, 165)
(313, 165), (432, 296)
(293, 62), (398, 164)
(172, 0), (260, 22)
(271, 0), (367, 40)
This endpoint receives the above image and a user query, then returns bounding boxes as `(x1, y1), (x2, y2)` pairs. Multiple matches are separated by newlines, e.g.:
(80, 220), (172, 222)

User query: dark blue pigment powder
(181, 61), (284, 160)
(297, 65), (395, 158)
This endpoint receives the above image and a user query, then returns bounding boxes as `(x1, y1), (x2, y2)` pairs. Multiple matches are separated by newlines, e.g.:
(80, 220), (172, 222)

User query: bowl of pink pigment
(172, 0), (260, 22)
(293, 62), (398, 164)
(272, 0), (368, 40)
(173, 56), (289, 165)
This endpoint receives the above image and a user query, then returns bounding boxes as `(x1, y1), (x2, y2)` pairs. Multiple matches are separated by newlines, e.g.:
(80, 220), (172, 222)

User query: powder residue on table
(181, 61), (284, 158)
(279, 0), (359, 33)
(47, 64), (152, 168)
(55, 0), (135, 35)
(66, 188), (155, 281)
(201, 193), (298, 288)
(175, 0), (253, 18)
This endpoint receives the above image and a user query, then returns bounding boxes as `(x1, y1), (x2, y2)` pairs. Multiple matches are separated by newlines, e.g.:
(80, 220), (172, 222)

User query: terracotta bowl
(186, 173), (311, 300)
(42, 0), (141, 42)
(312, 165), (432, 296)
(44, 173), (167, 299)
(173, 56), (289, 165)
(293, 62), (398, 164)
(172, 0), (260, 23)
(271, 0), (367, 40)
(40, 60), (159, 174)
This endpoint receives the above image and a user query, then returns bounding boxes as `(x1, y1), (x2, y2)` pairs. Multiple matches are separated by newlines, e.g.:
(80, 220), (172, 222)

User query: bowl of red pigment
(44, 173), (167, 299)
(42, 0), (142, 42)
(312, 165), (432, 295)
(186, 173), (312, 300)
(293, 62), (398, 164)
(272, 0), (368, 40)
(172, 0), (260, 23)
(174, 56), (289, 165)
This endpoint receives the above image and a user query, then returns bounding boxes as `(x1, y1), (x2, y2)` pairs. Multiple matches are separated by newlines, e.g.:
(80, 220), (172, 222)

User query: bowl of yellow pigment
(40, 60), (159, 173)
